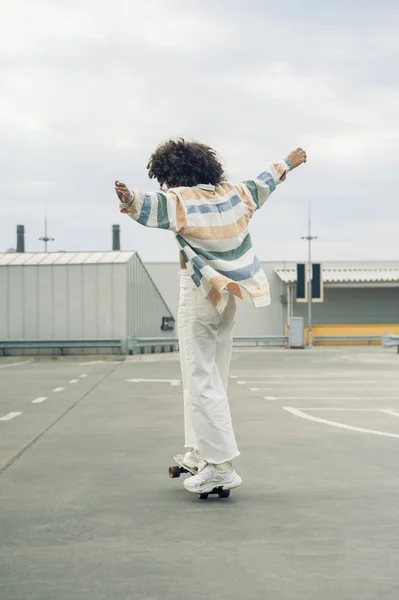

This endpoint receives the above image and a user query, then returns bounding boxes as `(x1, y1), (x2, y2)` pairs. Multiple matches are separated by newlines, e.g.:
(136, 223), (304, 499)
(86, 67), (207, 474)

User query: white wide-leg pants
(178, 270), (240, 464)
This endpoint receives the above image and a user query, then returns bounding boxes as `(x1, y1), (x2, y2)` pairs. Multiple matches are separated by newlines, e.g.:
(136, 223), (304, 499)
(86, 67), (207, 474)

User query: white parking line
(264, 396), (276, 401)
(249, 387), (399, 392)
(382, 409), (399, 418)
(237, 381), (399, 386)
(80, 374), (88, 378)
(296, 408), (393, 411)
(53, 387), (65, 392)
(0, 361), (33, 368)
(32, 397), (47, 404)
(0, 412), (22, 421)
(69, 379), (79, 384)
(79, 360), (106, 365)
(126, 378), (181, 386)
(271, 397), (396, 401)
(283, 407), (399, 439)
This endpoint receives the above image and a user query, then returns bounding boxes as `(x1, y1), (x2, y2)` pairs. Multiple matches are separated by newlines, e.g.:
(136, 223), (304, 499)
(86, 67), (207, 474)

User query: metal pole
(45, 211), (48, 253)
(302, 209), (317, 349)
(39, 203), (54, 252)
(307, 214), (313, 348)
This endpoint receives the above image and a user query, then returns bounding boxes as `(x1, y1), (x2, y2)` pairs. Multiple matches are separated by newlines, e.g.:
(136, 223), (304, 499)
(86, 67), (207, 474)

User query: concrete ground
(1, 348), (399, 599)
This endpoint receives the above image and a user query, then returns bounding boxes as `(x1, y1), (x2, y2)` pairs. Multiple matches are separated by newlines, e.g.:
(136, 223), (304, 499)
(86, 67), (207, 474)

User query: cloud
(1, 0), (398, 261)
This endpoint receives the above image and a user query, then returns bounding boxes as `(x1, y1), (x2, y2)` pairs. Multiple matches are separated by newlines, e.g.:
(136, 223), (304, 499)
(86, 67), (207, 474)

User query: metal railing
(128, 336), (289, 353)
(129, 337), (179, 354)
(233, 336), (288, 347)
(0, 339), (124, 356)
(382, 334), (399, 353)
(1, 334), (398, 355)
(0, 335), (289, 356)
(313, 335), (381, 345)
(0, 337), (179, 356)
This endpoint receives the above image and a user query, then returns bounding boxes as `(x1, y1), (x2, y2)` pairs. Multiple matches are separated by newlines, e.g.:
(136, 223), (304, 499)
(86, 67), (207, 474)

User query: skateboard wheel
(168, 466), (181, 478)
(197, 493), (209, 500)
(218, 490), (230, 498)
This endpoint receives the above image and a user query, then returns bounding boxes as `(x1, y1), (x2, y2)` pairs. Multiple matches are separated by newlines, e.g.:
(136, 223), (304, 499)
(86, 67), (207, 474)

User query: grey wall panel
(23, 267), (39, 339)
(67, 266), (83, 339)
(111, 264), (127, 338)
(261, 263), (287, 335)
(145, 261), (288, 337)
(145, 263), (180, 320)
(97, 264), (113, 338)
(53, 266), (69, 339)
(38, 267), (53, 339)
(293, 287), (399, 324)
(0, 268), (8, 338)
(82, 265), (98, 339)
(128, 255), (174, 338)
(8, 267), (24, 339)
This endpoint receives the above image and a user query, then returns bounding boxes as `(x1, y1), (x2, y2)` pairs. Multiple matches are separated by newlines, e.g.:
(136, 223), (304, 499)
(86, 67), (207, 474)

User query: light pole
(39, 204), (54, 252)
(302, 212), (317, 348)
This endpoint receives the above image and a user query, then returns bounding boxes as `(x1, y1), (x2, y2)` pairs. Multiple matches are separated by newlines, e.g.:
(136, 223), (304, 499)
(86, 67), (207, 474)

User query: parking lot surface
(1, 348), (399, 600)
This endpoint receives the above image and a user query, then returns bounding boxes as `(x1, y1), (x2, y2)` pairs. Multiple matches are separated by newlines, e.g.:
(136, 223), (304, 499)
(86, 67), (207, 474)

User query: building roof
(275, 267), (399, 284)
(0, 251), (136, 266)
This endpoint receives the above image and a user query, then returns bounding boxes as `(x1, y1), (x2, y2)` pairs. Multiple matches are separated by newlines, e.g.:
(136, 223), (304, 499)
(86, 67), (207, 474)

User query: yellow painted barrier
(286, 324), (399, 346)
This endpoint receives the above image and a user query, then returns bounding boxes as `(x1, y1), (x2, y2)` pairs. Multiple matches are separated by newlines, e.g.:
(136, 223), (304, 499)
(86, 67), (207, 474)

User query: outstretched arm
(115, 181), (186, 233)
(243, 147), (307, 210)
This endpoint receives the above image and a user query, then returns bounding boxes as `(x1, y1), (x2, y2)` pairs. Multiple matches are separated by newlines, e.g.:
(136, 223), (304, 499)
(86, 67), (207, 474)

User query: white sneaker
(174, 449), (207, 475)
(183, 463), (242, 494)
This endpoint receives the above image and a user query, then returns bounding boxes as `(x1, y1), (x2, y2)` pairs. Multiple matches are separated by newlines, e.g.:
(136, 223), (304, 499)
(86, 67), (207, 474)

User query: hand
(115, 180), (132, 204)
(286, 148), (307, 169)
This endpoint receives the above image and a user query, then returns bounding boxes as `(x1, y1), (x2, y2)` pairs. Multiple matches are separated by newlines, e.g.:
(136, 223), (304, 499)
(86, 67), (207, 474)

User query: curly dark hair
(146, 138), (225, 188)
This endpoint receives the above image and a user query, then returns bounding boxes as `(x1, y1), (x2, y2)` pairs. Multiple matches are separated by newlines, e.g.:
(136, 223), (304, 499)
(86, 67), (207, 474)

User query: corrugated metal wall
(0, 253), (174, 341)
(0, 262), (127, 340)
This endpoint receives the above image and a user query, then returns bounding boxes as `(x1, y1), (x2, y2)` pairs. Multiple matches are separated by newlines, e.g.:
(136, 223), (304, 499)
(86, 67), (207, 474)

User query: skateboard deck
(168, 454), (231, 500)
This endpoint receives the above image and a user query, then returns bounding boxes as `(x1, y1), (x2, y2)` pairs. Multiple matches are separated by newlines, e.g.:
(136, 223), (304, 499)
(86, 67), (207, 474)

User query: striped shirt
(119, 159), (292, 313)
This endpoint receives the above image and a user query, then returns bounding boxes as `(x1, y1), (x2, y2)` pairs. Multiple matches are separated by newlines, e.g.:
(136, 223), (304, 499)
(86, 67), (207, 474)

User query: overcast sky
(1, 0), (399, 262)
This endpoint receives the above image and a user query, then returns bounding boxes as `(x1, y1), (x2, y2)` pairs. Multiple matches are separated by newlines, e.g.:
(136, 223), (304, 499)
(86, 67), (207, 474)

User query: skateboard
(168, 454), (231, 500)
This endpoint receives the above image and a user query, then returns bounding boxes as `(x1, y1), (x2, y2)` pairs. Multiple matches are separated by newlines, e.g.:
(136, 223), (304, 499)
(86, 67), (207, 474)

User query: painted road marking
(79, 360), (106, 365)
(53, 387), (65, 392)
(235, 381), (399, 385)
(283, 407), (399, 439)
(80, 374), (88, 378)
(296, 408), (398, 412)
(32, 397), (47, 404)
(271, 397), (397, 401)
(264, 396), (276, 401)
(382, 409), (399, 418)
(248, 387), (399, 392)
(126, 378), (181, 386)
(311, 356), (350, 363)
(229, 375), (238, 379)
(0, 412), (22, 421)
(234, 374), (399, 379)
(0, 361), (33, 368)
(69, 379), (79, 384)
